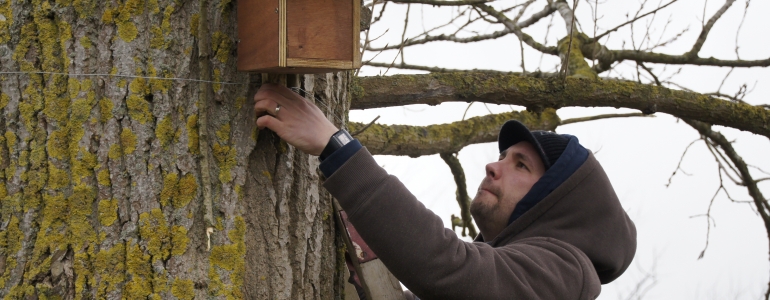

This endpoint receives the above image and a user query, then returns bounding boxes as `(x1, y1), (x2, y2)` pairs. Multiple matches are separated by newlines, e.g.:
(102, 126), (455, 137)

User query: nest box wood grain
(237, 0), (362, 73)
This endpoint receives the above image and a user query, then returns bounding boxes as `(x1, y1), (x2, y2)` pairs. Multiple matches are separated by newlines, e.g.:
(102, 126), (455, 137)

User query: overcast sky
(350, 0), (770, 298)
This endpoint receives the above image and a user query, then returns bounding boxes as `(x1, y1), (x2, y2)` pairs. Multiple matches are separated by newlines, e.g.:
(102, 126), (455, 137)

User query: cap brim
(498, 120), (551, 169)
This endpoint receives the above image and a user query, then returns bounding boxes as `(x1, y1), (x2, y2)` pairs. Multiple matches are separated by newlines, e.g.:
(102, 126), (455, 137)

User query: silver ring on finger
(274, 105), (281, 115)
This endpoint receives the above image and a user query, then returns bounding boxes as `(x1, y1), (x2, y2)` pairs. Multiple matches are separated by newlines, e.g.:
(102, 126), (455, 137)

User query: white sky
(350, 0), (770, 298)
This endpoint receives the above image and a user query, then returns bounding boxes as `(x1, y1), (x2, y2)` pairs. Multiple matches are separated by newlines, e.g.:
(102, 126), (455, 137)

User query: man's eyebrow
(513, 152), (532, 164)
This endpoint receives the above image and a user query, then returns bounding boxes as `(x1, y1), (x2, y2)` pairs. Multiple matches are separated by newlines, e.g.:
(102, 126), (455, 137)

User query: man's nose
(485, 162), (501, 180)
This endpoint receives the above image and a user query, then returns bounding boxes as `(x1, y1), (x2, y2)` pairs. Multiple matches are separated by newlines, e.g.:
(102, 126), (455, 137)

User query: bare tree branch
(683, 118), (770, 297)
(666, 139), (700, 188)
(352, 73), (770, 138)
(351, 115), (381, 136)
(685, 0), (736, 58)
(347, 109), (560, 157)
(364, 61), (509, 73)
(588, 48), (770, 69)
(590, 0), (679, 42)
(367, 2), (556, 51)
(551, 0), (577, 33)
(474, 4), (559, 55)
(560, 112), (653, 125)
(440, 152), (478, 238)
(387, 0), (491, 6)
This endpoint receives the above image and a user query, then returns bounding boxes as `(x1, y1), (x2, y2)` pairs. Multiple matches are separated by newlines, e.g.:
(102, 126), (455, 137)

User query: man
(254, 84), (636, 299)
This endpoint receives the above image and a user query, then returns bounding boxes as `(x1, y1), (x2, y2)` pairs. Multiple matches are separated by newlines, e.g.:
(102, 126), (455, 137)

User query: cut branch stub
(348, 109), (560, 157)
(351, 72), (770, 138)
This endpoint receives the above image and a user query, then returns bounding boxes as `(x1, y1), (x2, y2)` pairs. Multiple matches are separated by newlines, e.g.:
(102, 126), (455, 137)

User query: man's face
(471, 141), (546, 239)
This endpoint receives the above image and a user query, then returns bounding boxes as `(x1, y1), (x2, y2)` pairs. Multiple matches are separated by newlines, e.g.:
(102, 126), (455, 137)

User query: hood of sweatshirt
(476, 136), (637, 284)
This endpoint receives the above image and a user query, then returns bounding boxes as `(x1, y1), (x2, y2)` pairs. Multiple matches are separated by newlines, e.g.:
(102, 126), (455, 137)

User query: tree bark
(351, 73), (770, 138)
(0, 1), (345, 299)
(349, 109), (560, 157)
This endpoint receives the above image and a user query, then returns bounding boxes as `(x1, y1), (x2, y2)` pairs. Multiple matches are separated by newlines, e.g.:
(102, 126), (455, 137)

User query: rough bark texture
(351, 73), (770, 138)
(0, 1), (345, 299)
(349, 109), (560, 157)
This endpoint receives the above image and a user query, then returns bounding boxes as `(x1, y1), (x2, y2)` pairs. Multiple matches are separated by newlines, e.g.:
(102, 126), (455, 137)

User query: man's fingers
(256, 114), (283, 133)
(254, 86), (288, 109)
(254, 98), (279, 116)
(257, 83), (306, 108)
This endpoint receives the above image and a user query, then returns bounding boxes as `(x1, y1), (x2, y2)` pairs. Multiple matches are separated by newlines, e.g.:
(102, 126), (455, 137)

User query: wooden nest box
(237, 0), (362, 74)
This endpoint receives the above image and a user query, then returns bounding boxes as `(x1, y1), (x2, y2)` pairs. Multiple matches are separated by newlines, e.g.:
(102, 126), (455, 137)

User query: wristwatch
(319, 129), (353, 160)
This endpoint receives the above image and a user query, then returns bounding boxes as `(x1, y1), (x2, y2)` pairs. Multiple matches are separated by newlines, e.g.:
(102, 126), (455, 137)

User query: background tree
(0, 0), (349, 299)
(348, 0), (768, 298)
(0, 0), (767, 299)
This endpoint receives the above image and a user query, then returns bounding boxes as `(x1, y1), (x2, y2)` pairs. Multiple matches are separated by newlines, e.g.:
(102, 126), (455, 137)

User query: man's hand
(253, 84), (339, 156)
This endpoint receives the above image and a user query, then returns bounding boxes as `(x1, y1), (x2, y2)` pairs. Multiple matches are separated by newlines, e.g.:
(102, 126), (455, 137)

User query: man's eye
(517, 162), (528, 170)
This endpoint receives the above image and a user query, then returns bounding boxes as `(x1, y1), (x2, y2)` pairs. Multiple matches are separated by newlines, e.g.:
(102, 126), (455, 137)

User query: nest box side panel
(286, 0), (353, 62)
(237, 0), (280, 71)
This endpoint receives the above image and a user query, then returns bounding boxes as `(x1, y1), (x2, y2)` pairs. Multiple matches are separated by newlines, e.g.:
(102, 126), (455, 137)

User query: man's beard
(470, 195), (497, 223)
(470, 178), (501, 235)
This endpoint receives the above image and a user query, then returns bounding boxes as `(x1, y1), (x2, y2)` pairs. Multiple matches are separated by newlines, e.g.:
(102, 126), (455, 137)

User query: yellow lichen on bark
(102, 0), (144, 42)
(160, 173), (179, 207)
(212, 143), (236, 183)
(0, 216), (21, 289)
(557, 33), (597, 79)
(212, 31), (233, 64)
(175, 174), (198, 208)
(170, 226), (189, 256)
(208, 216), (246, 299)
(139, 208), (171, 262)
(124, 242), (153, 299)
(127, 77), (153, 124)
(98, 199), (118, 226)
(0, 0), (13, 44)
(155, 116), (175, 148)
(99, 98), (113, 123)
(171, 279), (195, 300)
(68, 184), (97, 249)
(94, 243), (126, 297)
(120, 128), (137, 155)
(186, 114), (200, 154)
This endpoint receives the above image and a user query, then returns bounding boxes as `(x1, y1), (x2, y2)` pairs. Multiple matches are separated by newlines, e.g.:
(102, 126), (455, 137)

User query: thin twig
(365, 61), (508, 73)
(561, 0), (579, 80)
(387, 0), (491, 6)
(590, 0), (678, 42)
(560, 112), (653, 125)
(666, 139), (700, 188)
(351, 116), (381, 136)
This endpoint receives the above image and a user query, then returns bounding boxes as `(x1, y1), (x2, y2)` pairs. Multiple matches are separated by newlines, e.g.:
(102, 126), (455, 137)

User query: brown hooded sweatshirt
(324, 145), (636, 299)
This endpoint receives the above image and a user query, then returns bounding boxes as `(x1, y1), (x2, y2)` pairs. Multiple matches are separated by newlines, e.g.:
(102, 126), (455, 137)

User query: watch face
(337, 132), (352, 145)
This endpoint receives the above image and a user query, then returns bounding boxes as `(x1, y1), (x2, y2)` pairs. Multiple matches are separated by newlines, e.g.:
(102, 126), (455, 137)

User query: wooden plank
(353, 0), (362, 68)
(279, 0), (287, 67)
(237, 0), (280, 71)
(287, 58), (353, 69)
(337, 209), (406, 300)
(286, 0), (353, 61)
(359, 259), (405, 300)
(345, 280), (361, 300)
(244, 66), (348, 74)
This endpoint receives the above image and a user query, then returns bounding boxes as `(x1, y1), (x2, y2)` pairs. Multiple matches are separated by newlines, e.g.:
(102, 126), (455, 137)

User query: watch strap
(320, 129), (353, 160)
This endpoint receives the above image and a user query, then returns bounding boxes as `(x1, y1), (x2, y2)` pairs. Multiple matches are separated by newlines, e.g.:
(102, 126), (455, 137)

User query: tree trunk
(0, 1), (347, 299)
